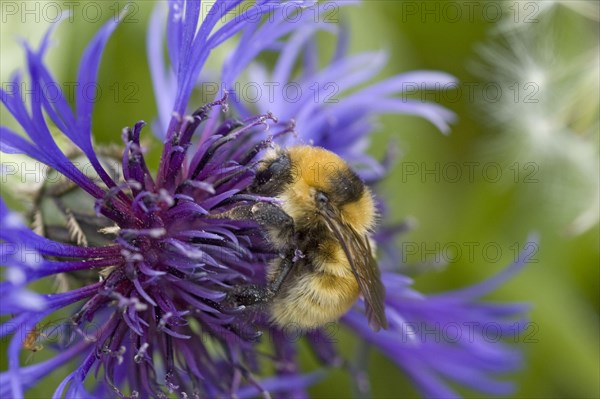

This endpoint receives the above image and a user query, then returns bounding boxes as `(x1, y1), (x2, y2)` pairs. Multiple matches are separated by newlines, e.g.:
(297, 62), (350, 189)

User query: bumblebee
(228, 145), (388, 331)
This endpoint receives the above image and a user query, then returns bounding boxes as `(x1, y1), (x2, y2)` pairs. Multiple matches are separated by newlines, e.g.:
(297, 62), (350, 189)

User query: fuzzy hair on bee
(226, 145), (388, 331)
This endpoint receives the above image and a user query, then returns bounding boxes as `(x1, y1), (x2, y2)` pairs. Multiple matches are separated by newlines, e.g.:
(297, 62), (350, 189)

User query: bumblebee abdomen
(269, 272), (359, 330)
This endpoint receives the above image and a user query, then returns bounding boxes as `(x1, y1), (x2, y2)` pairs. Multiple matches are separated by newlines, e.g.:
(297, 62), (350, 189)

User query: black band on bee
(327, 169), (365, 206)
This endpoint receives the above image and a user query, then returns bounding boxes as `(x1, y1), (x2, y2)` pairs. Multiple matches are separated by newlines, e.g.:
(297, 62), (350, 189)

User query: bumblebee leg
(221, 202), (297, 308)
(250, 203), (295, 252)
(226, 253), (295, 307)
(268, 255), (294, 293)
(222, 202), (295, 252)
(228, 284), (274, 306)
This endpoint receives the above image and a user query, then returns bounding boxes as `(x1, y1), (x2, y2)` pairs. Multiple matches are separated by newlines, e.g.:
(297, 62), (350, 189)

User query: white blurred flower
(474, 5), (599, 234)
(496, 0), (599, 33)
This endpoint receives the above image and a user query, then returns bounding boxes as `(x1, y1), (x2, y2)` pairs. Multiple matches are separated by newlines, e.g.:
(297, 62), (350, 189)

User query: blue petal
(0, 330), (91, 397)
(342, 242), (532, 399)
(147, 3), (176, 138)
(236, 370), (327, 399)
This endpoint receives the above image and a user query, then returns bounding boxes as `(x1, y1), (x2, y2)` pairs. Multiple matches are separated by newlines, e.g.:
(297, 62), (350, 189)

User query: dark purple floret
(1, 94), (299, 398)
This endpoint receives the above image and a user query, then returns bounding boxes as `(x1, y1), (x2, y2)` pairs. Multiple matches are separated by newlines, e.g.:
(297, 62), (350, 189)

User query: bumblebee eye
(255, 158), (286, 184)
(315, 191), (329, 206)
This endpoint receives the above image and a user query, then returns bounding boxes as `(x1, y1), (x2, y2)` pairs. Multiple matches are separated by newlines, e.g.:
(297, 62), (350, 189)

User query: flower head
(2, 1), (534, 398)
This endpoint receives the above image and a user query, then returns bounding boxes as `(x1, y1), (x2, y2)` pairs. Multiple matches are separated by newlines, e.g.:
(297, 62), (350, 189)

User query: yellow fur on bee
(270, 271), (359, 330)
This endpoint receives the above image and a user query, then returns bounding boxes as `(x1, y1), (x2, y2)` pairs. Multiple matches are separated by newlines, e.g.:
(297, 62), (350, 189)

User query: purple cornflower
(1, 1), (535, 398)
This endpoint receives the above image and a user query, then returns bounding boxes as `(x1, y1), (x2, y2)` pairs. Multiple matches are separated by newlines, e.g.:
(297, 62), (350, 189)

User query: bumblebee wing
(347, 228), (388, 331)
(324, 216), (388, 331)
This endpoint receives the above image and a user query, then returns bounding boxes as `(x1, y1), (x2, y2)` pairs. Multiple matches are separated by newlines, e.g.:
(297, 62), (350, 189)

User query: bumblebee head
(286, 146), (376, 232)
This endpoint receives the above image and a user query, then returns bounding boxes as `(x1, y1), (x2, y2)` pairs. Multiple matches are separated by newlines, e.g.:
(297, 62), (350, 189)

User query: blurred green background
(1, 1), (598, 398)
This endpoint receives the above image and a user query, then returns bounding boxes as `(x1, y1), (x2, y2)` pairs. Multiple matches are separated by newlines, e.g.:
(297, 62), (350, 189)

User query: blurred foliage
(1, 1), (598, 398)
